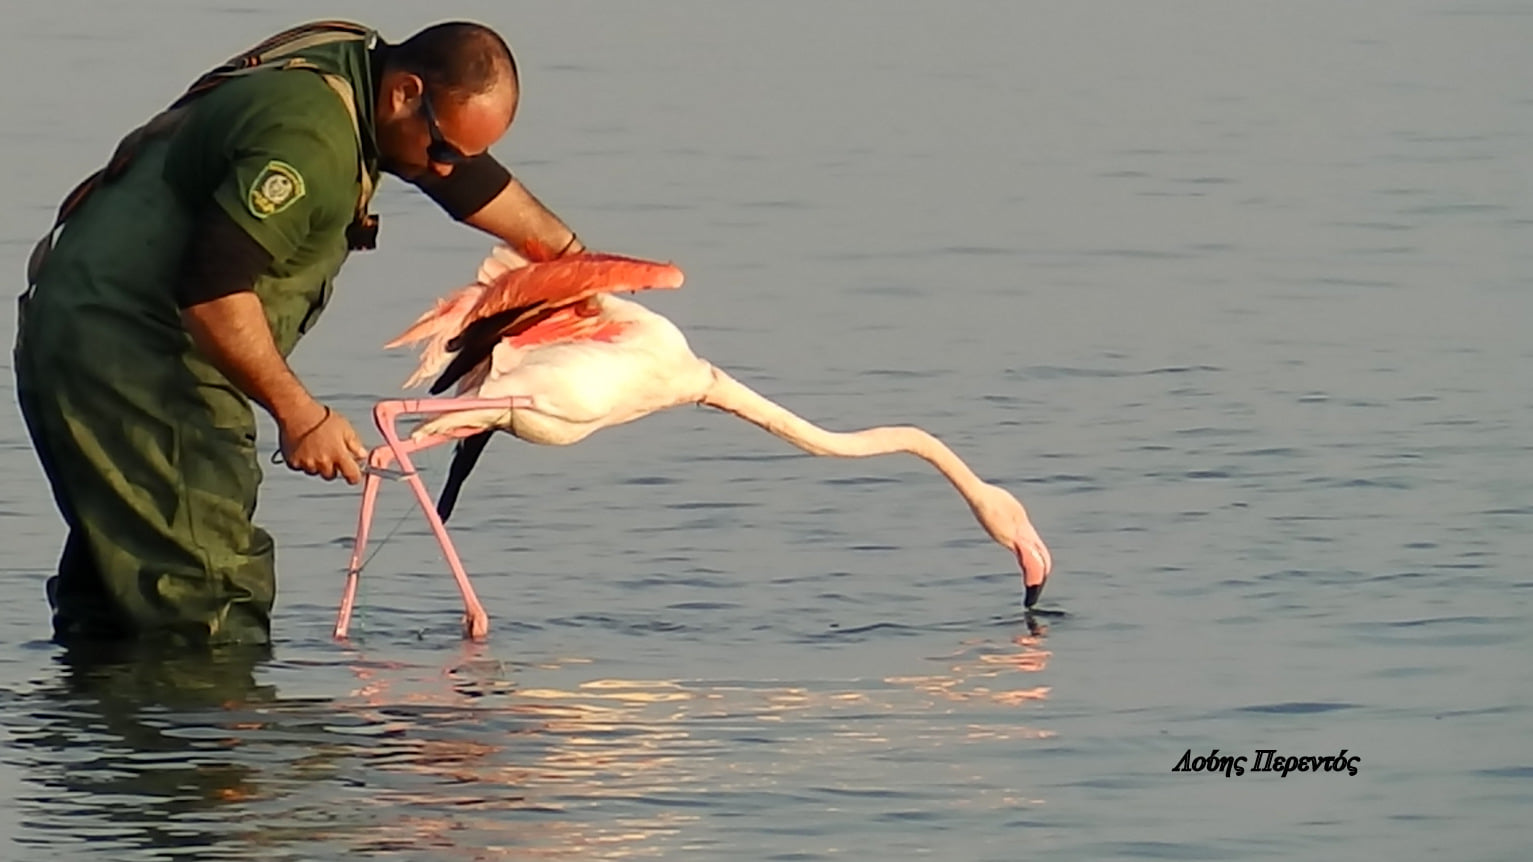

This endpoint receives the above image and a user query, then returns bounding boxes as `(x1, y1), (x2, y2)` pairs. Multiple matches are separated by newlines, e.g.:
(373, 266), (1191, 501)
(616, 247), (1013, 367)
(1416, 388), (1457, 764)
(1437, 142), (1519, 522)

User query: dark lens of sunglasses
(427, 140), (470, 165)
(420, 94), (470, 165)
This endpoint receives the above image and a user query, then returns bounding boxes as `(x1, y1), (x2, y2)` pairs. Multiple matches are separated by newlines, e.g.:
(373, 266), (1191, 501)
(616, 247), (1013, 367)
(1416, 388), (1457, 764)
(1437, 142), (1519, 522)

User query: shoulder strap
(172, 20), (375, 109)
(27, 21), (377, 284)
(314, 71), (375, 218)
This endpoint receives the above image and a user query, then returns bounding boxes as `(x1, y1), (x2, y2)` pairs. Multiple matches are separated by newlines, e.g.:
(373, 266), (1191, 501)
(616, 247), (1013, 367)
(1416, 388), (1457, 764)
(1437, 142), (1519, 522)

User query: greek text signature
(1172, 748), (1360, 777)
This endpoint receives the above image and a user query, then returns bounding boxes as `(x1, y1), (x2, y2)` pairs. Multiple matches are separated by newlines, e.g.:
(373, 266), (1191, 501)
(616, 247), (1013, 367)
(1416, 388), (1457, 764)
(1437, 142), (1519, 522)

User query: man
(14, 20), (588, 646)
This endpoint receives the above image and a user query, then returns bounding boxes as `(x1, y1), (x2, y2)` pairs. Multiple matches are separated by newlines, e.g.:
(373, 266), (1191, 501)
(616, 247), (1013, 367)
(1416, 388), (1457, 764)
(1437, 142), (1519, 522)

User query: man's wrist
(272, 393), (324, 429)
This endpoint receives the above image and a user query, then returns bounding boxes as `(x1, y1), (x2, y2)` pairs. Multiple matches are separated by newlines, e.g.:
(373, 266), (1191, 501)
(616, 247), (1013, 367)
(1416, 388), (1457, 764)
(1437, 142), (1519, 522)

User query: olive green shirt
(31, 36), (378, 362)
(163, 69), (363, 266)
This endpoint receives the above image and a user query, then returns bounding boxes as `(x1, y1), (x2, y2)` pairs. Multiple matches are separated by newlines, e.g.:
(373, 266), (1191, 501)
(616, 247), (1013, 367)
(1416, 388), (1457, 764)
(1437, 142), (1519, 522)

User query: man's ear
(381, 71), (425, 115)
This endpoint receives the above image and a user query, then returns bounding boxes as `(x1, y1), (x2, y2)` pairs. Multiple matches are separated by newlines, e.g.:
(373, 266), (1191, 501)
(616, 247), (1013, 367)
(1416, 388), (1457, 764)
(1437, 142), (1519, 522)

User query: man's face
(376, 73), (518, 180)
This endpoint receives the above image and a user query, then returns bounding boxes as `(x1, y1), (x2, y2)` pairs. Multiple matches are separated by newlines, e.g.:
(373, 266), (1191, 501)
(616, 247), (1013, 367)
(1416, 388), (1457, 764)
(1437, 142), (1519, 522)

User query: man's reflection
(10, 642), (277, 854)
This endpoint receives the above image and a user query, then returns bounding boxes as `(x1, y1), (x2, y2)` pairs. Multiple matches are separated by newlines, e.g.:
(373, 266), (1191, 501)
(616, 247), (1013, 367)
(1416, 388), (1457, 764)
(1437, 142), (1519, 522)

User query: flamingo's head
(968, 482), (1053, 608)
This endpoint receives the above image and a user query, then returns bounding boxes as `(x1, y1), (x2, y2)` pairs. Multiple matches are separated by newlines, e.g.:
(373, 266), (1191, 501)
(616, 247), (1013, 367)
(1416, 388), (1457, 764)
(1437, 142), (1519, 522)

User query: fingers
(345, 434), (368, 467)
(346, 428), (368, 460)
(335, 443), (362, 484)
(326, 417), (364, 484)
(279, 407), (369, 485)
(292, 455), (339, 481)
(339, 426), (366, 485)
(290, 454), (352, 482)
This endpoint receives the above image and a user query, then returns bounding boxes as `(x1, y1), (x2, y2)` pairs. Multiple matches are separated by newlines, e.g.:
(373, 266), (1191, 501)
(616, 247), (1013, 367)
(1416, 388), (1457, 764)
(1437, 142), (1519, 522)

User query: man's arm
(414, 154), (584, 259)
(462, 177), (584, 259)
(182, 294), (324, 426)
(178, 208), (366, 483)
(164, 73), (370, 481)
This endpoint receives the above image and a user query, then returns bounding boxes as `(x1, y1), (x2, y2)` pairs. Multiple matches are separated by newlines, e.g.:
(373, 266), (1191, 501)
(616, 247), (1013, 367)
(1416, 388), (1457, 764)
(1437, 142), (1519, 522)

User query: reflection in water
(7, 644), (282, 858)
(3, 628), (1053, 859)
(890, 630), (1055, 713)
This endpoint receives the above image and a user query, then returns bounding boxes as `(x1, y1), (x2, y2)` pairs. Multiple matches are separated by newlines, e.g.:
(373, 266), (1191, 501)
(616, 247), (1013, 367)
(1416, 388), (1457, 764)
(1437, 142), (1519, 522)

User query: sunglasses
(419, 90), (472, 166)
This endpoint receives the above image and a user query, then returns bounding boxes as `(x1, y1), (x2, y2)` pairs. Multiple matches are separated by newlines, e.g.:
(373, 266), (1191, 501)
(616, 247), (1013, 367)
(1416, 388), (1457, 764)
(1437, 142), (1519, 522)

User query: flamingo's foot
(463, 609), (490, 641)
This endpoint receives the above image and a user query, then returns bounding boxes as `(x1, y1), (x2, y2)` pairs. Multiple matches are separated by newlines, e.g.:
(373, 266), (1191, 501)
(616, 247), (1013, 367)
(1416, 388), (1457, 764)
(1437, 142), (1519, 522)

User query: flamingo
(335, 244), (1053, 640)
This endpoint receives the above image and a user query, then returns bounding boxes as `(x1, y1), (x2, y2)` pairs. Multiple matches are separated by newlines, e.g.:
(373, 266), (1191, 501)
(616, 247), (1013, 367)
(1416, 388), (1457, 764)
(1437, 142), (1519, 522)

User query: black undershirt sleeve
(173, 151), (515, 308)
(174, 204), (275, 308)
(411, 152), (514, 221)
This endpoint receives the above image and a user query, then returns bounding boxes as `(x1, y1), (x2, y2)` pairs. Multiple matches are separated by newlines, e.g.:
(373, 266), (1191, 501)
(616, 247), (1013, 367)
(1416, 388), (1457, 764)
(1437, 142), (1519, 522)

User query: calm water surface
(2, 2), (1530, 859)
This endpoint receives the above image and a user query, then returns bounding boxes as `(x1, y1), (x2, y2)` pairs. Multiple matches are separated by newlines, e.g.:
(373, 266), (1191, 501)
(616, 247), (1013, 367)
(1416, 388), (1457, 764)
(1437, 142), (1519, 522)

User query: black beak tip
(1023, 579), (1046, 608)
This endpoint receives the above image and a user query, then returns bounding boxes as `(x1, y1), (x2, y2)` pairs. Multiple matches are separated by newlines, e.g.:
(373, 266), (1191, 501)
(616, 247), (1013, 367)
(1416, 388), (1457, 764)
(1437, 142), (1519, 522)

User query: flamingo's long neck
(699, 367), (989, 502)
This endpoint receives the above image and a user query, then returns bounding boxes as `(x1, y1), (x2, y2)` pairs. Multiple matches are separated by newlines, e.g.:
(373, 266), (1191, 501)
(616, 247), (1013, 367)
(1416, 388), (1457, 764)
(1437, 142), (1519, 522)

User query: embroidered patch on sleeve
(247, 160), (307, 219)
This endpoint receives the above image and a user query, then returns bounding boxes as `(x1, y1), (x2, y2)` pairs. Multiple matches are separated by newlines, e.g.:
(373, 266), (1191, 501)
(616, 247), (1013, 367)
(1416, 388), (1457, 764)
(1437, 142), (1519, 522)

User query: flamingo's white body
(338, 245), (1052, 640)
(413, 292), (713, 446)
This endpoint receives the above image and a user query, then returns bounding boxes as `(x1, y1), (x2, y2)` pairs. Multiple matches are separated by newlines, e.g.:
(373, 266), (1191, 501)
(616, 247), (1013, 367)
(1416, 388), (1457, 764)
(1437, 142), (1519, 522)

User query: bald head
(374, 22), (520, 180)
(386, 21), (518, 104)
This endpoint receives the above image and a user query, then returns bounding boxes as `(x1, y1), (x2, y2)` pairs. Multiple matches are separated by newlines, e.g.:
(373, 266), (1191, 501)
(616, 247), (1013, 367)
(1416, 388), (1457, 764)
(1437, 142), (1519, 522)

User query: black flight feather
(436, 430), (495, 522)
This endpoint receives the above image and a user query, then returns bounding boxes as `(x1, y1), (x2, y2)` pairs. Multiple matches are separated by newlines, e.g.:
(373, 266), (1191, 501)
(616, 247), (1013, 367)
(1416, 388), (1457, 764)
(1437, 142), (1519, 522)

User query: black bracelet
(556, 233), (580, 258)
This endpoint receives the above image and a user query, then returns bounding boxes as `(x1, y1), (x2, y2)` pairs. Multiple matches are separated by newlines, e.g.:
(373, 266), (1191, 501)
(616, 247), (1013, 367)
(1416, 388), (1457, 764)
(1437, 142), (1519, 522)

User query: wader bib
(15, 21), (380, 646)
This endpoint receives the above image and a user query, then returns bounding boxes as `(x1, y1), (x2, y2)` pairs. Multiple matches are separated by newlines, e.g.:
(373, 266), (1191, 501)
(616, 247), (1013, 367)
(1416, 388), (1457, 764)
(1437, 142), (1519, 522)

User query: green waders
(15, 21), (379, 647)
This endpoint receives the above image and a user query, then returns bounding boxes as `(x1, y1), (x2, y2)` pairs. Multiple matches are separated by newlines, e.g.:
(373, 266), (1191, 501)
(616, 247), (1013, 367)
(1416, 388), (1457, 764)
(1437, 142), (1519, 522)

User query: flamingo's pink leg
(332, 444), (397, 640)
(334, 438), (453, 639)
(334, 397), (533, 641)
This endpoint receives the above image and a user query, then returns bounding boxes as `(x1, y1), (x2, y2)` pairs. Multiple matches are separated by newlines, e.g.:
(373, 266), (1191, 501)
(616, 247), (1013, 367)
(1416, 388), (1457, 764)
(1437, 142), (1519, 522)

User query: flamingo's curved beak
(1016, 546), (1048, 608)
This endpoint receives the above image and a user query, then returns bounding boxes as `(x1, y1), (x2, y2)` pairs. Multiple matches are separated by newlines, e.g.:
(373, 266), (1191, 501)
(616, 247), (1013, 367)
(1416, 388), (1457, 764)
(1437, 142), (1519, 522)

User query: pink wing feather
(385, 245), (686, 389)
(461, 252), (685, 326)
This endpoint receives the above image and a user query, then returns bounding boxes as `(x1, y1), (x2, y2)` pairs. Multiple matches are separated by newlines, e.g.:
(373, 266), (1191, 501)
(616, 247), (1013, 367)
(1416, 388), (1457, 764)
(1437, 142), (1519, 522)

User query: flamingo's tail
(385, 285), (487, 388)
(386, 245), (535, 389)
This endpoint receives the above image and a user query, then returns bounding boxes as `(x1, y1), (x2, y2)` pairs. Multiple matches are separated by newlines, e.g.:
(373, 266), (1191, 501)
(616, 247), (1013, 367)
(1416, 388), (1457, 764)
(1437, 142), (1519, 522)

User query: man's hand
(276, 402), (367, 484)
(181, 292), (368, 483)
